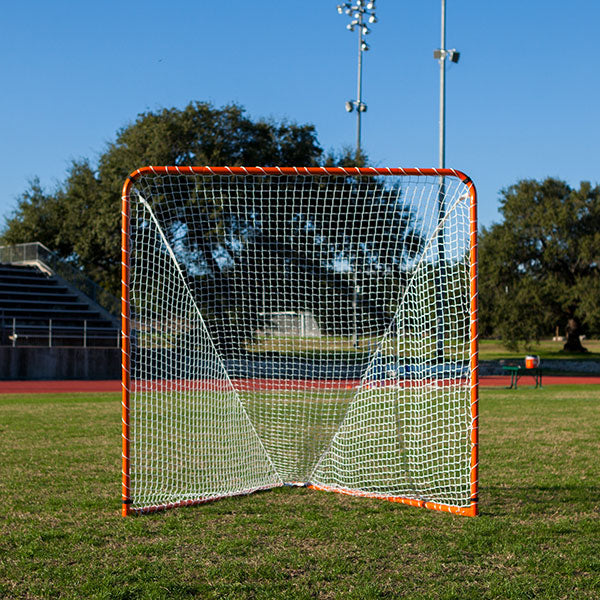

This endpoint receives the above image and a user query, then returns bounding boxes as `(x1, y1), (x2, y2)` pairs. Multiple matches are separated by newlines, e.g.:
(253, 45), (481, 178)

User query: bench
(502, 364), (542, 389)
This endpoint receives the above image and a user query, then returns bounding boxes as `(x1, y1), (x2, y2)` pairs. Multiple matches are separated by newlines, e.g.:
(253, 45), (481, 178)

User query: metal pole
(338, 2), (376, 162)
(49, 319), (52, 348)
(439, 0), (446, 169)
(352, 270), (359, 348)
(84, 320), (87, 348)
(436, 0), (447, 362)
(356, 13), (364, 161)
(12, 317), (16, 348)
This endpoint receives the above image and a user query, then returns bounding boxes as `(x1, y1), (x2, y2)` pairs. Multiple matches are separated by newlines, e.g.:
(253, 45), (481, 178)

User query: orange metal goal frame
(120, 166), (479, 518)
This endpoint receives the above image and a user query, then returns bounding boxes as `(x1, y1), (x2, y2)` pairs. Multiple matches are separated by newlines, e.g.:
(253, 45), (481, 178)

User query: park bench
(503, 358), (542, 389)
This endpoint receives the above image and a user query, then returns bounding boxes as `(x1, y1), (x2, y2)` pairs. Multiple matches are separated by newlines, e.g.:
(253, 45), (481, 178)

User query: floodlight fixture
(434, 49), (460, 63)
(345, 101), (354, 112)
(368, 14), (377, 23)
(367, 1), (375, 8)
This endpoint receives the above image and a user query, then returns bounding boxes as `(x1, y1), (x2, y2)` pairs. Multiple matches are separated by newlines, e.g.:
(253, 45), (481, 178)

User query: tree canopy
(0, 100), (429, 355)
(133, 173), (423, 354)
(478, 178), (600, 350)
(1, 102), (324, 293)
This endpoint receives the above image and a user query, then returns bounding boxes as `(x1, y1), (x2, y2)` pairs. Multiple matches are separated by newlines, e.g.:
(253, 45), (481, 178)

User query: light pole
(433, 0), (460, 361)
(337, 1), (377, 163)
(433, 0), (460, 170)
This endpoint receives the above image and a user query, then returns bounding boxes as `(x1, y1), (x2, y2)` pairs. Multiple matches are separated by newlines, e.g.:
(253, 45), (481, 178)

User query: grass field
(247, 335), (600, 362)
(1, 386), (599, 599)
(479, 338), (600, 361)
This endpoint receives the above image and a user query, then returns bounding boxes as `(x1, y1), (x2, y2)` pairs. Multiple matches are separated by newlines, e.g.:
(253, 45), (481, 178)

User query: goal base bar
(307, 483), (478, 517)
(122, 482), (477, 517)
(122, 483), (285, 516)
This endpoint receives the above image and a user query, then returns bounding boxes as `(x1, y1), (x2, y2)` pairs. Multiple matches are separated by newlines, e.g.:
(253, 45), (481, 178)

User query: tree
(1, 100), (424, 355)
(149, 173), (423, 355)
(323, 145), (369, 168)
(478, 178), (600, 351)
(1, 102), (324, 293)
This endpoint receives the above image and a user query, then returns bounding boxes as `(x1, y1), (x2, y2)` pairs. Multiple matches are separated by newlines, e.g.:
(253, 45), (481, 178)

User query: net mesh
(124, 170), (476, 513)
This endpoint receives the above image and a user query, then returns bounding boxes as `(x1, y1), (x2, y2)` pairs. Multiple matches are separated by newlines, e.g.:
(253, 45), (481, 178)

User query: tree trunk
(563, 318), (588, 353)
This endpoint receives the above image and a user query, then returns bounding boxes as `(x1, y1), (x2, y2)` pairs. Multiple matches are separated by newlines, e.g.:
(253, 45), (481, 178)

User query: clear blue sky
(1, 1), (598, 229)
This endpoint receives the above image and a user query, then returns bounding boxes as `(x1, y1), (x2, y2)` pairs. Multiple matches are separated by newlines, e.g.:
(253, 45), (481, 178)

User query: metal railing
(1, 317), (120, 348)
(0, 242), (119, 317)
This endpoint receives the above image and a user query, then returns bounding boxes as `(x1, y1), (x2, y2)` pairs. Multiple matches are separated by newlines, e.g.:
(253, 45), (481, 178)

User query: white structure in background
(259, 311), (321, 338)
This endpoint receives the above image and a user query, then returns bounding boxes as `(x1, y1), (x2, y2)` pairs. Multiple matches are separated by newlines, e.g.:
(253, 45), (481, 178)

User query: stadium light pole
(433, 0), (460, 170)
(337, 1), (377, 163)
(433, 0), (460, 361)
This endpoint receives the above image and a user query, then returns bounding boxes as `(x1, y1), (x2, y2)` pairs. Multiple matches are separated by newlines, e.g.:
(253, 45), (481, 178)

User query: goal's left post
(121, 178), (131, 517)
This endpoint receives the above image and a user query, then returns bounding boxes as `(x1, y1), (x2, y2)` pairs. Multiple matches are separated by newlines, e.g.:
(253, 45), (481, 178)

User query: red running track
(1, 375), (599, 395)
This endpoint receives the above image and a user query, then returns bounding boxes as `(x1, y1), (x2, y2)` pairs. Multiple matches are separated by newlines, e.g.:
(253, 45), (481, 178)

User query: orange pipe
(120, 176), (133, 517)
(468, 177), (479, 517)
(125, 165), (474, 182)
(308, 484), (476, 517)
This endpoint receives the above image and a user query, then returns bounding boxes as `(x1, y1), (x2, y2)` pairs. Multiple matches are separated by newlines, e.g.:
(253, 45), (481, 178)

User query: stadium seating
(0, 263), (119, 347)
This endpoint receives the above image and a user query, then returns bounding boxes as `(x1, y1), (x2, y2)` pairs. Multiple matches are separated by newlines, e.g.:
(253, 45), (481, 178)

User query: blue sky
(0, 1), (598, 229)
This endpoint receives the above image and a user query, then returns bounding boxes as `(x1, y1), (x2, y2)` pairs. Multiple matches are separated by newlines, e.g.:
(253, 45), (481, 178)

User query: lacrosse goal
(121, 166), (478, 516)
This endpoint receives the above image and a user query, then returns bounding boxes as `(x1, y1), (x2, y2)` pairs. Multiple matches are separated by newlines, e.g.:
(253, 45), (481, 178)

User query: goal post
(121, 166), (478, 517)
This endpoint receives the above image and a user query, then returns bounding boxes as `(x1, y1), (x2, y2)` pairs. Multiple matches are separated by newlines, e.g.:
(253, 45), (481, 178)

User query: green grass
(245, 338), (469, 363)
(128, 386), (470, 509)
(479, 338), (600, 361)
(1, 387), (599, 599)
(248, 333), (600, 363)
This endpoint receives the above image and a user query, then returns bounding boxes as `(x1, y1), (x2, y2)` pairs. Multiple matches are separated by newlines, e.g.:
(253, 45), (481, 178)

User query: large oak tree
(479, 178), (600, 351)
(1, 102), (426, 354)
(1, 102), (324, 293)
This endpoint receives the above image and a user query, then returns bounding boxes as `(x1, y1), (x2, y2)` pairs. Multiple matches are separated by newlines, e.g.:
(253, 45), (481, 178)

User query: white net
(123, 168), (477, 514)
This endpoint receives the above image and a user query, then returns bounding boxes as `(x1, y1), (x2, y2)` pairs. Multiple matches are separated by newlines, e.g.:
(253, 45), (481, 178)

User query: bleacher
(0, 263), (119, 347)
